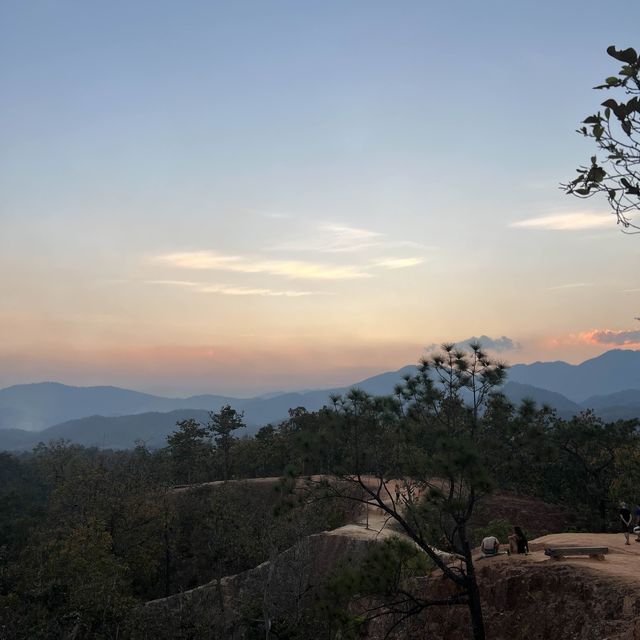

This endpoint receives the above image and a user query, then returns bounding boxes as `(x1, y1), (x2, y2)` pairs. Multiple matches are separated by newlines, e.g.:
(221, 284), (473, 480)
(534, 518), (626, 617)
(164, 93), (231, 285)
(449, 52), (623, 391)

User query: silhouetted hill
(2, 350), (640, 449)
(0, 428), (40, 450)
(509, 349), (640, 402)
(0, 410), (215, 451)
(501, 382), (581, 417)
(0, 367), (419, 433)
(239, 365), (419, 425)
(581, 389), (640, 410)
(2, 378), (640, 452)
(349, 365), (418, 395)
(0, 382), (236, 431)
(592, 406), (640, 422)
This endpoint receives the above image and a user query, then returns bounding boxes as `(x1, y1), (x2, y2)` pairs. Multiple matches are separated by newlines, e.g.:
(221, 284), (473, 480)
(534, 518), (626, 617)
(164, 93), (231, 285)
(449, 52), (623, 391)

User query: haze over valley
(2, 347), (640, 450)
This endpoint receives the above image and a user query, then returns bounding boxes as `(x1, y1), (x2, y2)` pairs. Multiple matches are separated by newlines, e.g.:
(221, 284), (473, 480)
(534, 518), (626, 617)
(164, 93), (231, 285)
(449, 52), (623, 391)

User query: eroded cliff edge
(127, 527), (640, 640)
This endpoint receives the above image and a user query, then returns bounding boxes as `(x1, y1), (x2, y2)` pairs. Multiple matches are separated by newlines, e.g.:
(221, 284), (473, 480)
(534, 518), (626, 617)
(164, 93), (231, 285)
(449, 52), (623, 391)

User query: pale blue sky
(1, 1), (639, 394)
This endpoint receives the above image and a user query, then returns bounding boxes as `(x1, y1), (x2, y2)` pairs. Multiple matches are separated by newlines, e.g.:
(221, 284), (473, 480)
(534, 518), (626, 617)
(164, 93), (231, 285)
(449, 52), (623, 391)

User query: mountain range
(509, 349), (640, 401)
(1, 349), (639, 451)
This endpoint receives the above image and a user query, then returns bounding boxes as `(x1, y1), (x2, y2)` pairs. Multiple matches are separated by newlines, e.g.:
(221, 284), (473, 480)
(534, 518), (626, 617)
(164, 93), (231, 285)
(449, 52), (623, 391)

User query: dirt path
(327, 499), (399, 541)
(331, 522), (640, 588)
(175, 476), (640, 586)
(173, 476), (640, 589)
(329, 491), (640, 586)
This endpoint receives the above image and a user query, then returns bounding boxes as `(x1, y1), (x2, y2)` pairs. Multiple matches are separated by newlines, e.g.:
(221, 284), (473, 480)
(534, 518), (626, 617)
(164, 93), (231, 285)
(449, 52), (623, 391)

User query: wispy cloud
(268, 224), (383, 253)
(199, 285), (312, 297)
(322, 224), (382, 252)
(150, 221), (426, 291)
(510, 212), (611, 231)
(153, 250), (370, 280)
(373, 257), (425, 269)
(268, 223), (428, 255)
(147, 280), (313, 297)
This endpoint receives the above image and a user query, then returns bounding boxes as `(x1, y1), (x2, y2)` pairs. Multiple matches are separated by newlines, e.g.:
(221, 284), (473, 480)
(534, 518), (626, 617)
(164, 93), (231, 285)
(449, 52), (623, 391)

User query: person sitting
(481, 535), (500, 556)
(508, 526), (529, 555)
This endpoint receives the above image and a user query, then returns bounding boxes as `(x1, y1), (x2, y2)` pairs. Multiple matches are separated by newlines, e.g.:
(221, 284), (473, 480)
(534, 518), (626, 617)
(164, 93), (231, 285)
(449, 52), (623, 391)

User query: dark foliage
(1, 346), (639, 638)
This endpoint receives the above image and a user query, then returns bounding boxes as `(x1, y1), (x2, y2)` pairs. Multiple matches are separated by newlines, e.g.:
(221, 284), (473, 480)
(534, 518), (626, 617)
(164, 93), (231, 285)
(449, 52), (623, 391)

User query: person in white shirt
(481, 535), (500, 556)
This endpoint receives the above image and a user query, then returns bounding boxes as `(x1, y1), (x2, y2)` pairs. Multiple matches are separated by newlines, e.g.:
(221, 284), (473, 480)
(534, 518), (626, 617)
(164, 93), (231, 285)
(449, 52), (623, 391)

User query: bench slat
(544, 546), (608, 557)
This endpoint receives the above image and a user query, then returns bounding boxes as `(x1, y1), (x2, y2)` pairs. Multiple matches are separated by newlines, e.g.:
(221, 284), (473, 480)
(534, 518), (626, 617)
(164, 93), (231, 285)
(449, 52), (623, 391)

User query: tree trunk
(463, 544), (486, 640)
(466, 574), (486, 640)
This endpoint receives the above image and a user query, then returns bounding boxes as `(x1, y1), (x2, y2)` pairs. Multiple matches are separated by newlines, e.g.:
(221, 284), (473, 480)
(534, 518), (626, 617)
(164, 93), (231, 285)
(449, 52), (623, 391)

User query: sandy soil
(176, 476), (640, 585)
(468, 531), (640, 587)
(329, 494), (640, 586)
(328, 501), (399, 541)
(492, 532), (640, 584)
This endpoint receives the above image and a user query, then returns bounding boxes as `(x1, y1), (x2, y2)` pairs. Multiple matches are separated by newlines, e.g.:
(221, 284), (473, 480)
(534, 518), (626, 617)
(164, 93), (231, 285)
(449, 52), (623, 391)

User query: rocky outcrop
(128, 531), (640, 640)
(477, 561), (640, 640)
(385, 560), (640, 640)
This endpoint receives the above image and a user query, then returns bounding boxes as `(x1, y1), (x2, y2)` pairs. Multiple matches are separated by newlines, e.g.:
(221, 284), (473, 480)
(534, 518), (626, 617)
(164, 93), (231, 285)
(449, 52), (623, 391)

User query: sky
(1, 1), (640, 396)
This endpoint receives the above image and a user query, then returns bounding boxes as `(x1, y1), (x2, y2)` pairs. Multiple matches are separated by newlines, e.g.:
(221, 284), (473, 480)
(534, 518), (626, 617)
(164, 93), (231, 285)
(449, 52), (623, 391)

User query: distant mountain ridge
(500, 382), (581, 415)
(0, 382), (237, 431)
(508, 349), (640, 402)
(0, 380), (637, 452)
(35, 410), (213, 450)
(0, 366), (420, 433)
(1, 349), (640, 451)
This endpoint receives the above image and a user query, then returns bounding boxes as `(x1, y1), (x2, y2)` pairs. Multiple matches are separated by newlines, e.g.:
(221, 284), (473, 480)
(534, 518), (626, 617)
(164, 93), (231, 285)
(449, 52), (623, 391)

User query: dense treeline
(1, 382), (639, 638)
(0, 416), (356, 640)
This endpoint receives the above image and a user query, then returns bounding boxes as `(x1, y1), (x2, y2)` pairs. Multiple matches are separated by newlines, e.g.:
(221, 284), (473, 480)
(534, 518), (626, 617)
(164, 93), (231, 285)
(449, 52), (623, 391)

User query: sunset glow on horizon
(2, 1), (639, 395)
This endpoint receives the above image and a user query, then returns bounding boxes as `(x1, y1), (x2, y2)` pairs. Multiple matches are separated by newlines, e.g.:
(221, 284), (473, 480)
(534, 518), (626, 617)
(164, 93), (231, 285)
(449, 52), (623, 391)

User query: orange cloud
(540, 329), (640, 351)
(578, 329), (640, 347)
(544, 329), (640, 349)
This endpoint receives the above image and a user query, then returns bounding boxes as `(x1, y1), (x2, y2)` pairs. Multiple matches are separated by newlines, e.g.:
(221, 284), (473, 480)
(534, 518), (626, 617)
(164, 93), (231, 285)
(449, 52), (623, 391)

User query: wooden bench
(544, 546), (609, 561)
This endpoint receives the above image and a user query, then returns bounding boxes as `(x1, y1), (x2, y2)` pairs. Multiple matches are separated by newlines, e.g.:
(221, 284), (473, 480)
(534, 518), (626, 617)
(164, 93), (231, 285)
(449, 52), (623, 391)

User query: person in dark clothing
(634, 504), (640, 541)
(508, 526), (529, 554)
(620, 502), (633, 545)
(514, 526), (529, 554)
